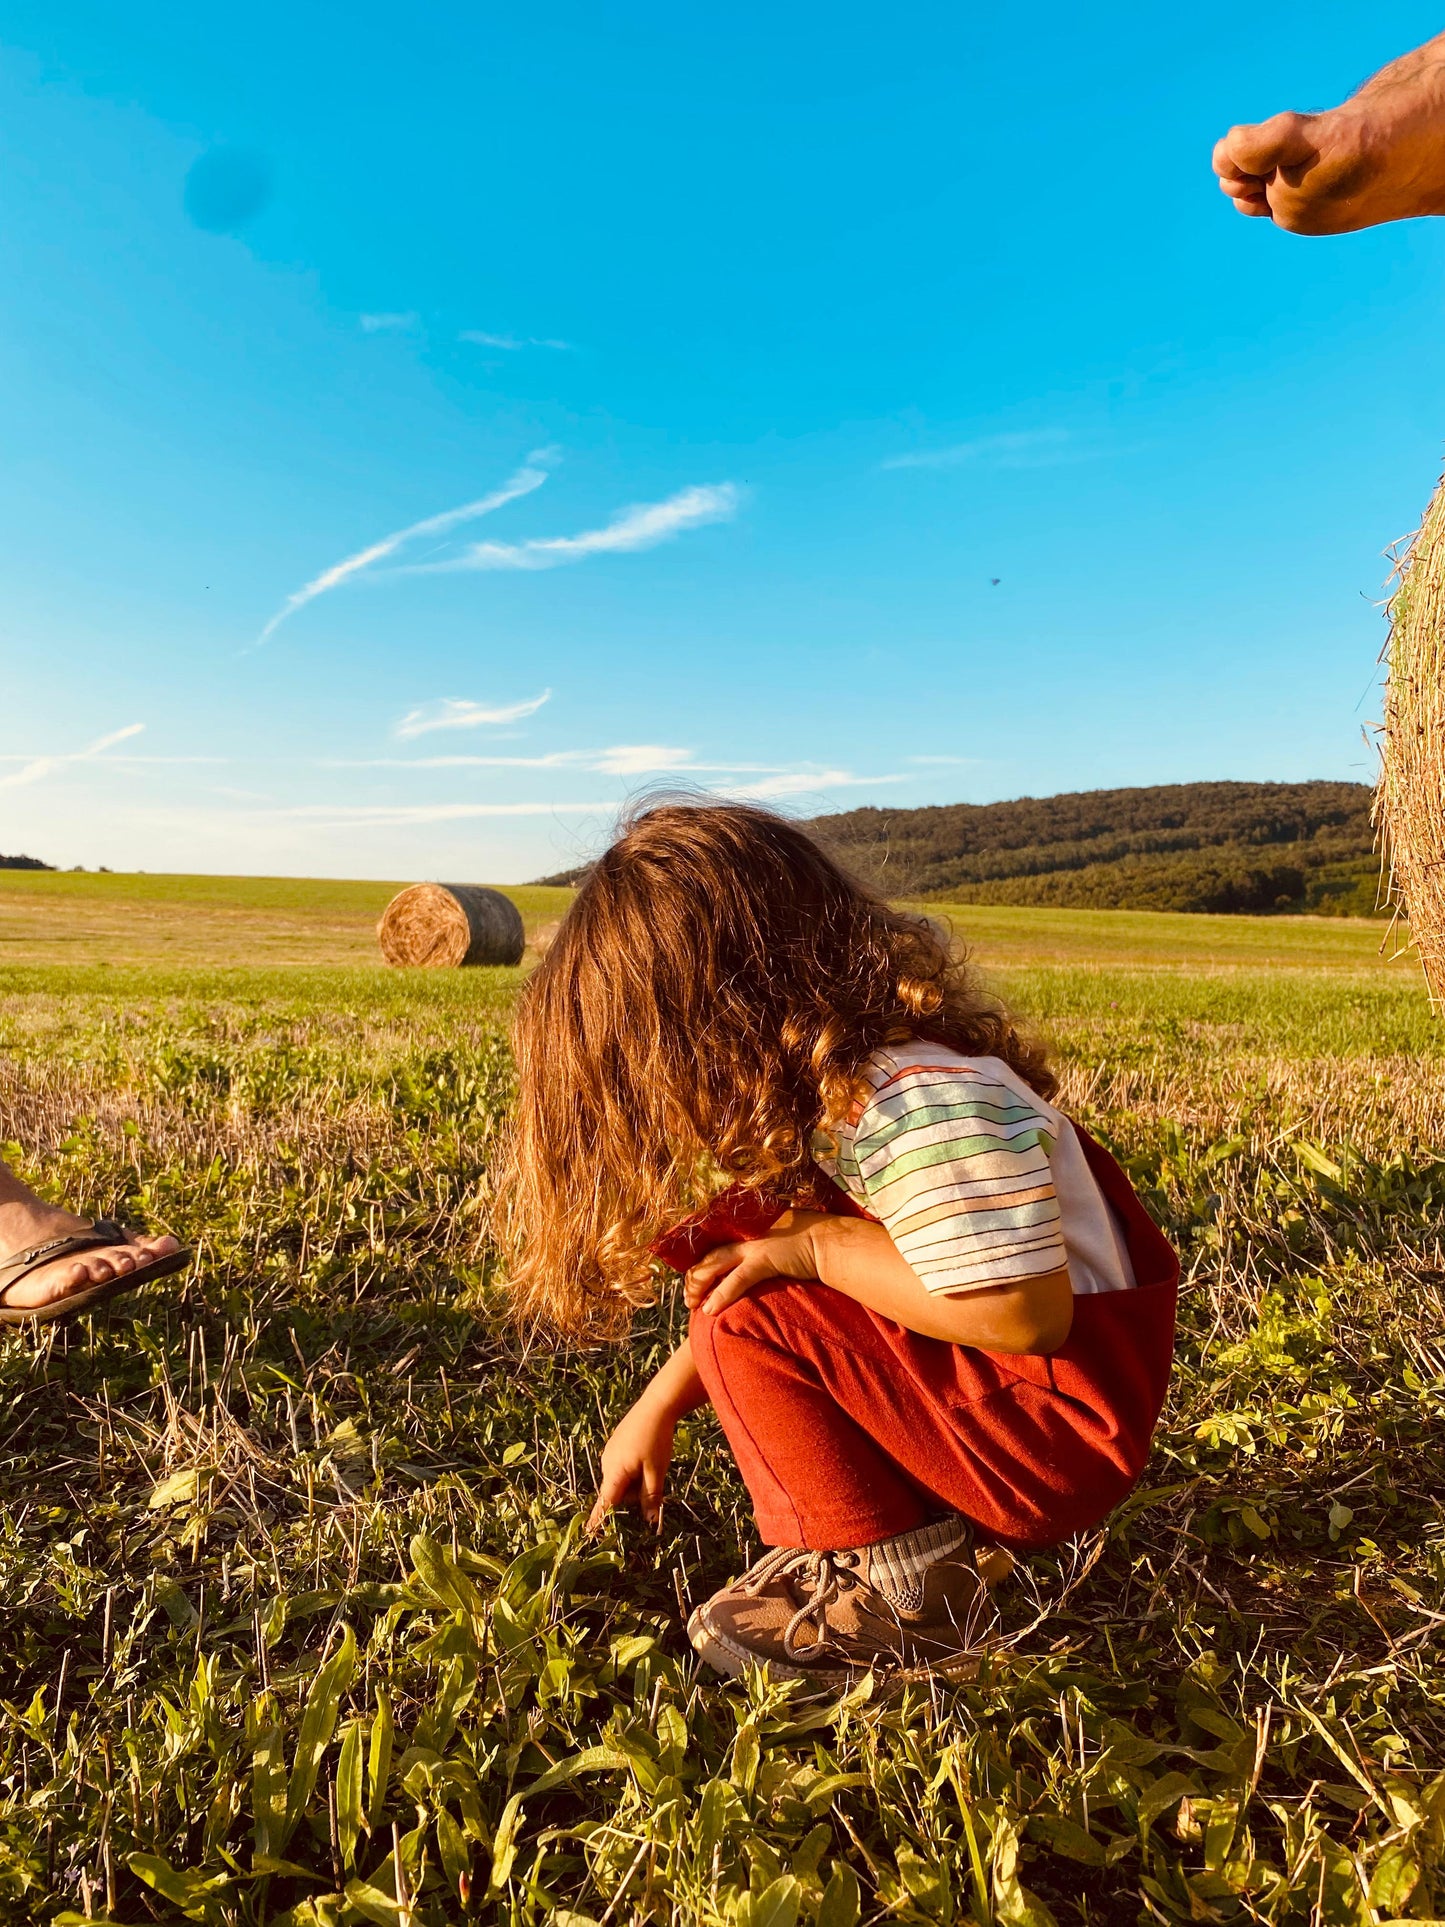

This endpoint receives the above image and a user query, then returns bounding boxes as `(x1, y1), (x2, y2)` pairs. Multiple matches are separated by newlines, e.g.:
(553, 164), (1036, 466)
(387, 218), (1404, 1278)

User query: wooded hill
(806, 780), (1381, 915)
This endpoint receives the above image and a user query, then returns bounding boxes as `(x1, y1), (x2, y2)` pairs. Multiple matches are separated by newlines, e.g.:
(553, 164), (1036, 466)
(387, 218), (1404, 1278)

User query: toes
(75, 1252), (122, 1286)
(119, 1235), (180, 1271)
(0, 1227), (183, 1314)
(80, 1240), (169, 1283)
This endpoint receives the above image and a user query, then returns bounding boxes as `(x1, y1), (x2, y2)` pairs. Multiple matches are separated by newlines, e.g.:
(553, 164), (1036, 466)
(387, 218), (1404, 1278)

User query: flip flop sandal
(0, 1219), (193, 1328)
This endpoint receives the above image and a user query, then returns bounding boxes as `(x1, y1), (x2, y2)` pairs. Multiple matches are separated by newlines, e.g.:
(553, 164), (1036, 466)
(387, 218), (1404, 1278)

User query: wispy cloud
(264, 771), (895, 830)
(459, 330), (572, 351)
(882, 429), (1072, 471)
(278, 800), (619, 827)
(390, 484), (741, 577)
(318, 744), (903, 798)
(325, 753), (610, 772)
(395, 693), (552, 740)
(727, 770), (898, 799)
(0, 750), (222, 769)
(252, 453), (555, 648)
(586, 744), (695, 776)
(254, 461), (738, 646)
(882, 428), (1142, 473)
(325, 746), (831, 778)
(0, 724), (146, 789)
(360, 311), (420, 333)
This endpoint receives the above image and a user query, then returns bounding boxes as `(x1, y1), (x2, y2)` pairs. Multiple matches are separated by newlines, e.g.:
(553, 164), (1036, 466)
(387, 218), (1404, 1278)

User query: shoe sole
(687, 1603), (983, 1693)
(687, 1606), (852, 1689)
(0, 1246), (193, 1328)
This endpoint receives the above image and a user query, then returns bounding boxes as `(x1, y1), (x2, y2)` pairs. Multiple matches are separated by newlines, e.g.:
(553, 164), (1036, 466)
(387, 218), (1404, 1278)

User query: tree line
(805, 781), (1380, 916)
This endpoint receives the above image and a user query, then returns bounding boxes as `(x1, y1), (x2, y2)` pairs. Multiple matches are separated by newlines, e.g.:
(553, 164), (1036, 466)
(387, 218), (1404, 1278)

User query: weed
(1, 952), (1443, 1924)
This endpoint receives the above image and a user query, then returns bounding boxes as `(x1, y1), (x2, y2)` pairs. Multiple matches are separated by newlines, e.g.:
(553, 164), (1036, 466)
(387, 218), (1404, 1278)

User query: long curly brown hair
(498, 798), (1054, 1337)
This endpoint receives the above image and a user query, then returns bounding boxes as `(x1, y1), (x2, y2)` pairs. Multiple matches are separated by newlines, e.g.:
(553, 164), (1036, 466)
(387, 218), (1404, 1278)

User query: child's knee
(689, 1278), (812, 1356)
(689, 1298), (758, 1365)
(690, 1285), (800, 1402)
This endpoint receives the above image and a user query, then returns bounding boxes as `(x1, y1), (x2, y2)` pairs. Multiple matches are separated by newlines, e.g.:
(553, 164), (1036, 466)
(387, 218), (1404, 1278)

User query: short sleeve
(851, 1061), (1067, 1295)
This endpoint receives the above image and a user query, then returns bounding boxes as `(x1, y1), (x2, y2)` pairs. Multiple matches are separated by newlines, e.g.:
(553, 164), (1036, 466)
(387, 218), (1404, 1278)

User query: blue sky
(3, 0), (1445, 880)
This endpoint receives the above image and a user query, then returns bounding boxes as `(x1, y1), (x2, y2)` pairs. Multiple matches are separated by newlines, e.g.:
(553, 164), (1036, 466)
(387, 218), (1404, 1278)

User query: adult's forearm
(1358, 32), (1445, 101)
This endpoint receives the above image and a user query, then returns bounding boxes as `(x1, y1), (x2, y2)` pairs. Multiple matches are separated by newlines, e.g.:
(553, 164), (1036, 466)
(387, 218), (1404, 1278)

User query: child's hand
(684, 1210), (831, 1316)
(587, 1392), (678, 1532)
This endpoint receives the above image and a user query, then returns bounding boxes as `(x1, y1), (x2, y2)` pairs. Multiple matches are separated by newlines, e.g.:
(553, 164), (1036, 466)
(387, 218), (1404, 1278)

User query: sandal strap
(0, 1219), (130, 1299)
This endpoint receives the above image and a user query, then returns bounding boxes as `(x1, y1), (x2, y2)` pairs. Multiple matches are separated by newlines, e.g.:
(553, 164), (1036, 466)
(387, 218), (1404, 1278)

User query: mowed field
(0, 863), (1412, 970)
(2, 870), (1445, 1926)
(0, 870), (575, 969)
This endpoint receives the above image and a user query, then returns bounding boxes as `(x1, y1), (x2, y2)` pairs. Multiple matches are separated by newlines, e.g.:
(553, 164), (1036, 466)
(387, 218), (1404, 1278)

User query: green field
(2, 875), (1444, 1926)
(0, 871), (573, 969)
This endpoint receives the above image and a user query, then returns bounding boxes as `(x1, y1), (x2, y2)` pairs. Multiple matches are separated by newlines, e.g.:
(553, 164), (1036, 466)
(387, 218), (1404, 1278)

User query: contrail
(393, 484), (740, 575)
(251, 451), (556, 648)
(0, 723), (146, 789)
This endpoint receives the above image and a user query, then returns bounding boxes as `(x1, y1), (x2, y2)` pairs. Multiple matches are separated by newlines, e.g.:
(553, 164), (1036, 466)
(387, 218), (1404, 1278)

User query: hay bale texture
(377, 884), (526, 969)
(1378, 474), (1445, 1008)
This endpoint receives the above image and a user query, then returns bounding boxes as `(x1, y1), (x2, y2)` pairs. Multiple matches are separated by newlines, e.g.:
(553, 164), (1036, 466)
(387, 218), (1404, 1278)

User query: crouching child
(500, 800), (1178, 1687)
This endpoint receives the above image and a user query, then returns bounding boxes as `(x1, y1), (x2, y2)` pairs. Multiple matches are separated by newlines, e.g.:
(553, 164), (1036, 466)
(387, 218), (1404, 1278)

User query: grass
(926, 902), (1404, 972)
(0, 873), (572, 969)
(3, 879), (1445, 1925)
(0, 869), (1411, 973)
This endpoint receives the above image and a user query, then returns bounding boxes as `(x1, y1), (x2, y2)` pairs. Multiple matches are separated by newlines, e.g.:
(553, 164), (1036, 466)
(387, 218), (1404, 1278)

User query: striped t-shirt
(813, 1043), (1136, 1297)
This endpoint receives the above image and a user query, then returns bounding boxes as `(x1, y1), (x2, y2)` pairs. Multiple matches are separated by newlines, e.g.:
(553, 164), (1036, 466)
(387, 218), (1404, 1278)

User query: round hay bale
(377, 884), (526, 969)
(1378, 473), (1445, 1007)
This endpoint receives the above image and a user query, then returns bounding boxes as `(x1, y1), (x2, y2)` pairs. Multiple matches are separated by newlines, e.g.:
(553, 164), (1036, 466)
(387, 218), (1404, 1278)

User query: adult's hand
(1214, 35), (1445, 234)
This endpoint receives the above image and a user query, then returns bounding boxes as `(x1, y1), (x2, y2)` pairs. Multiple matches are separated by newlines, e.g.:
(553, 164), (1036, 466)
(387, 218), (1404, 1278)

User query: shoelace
(737, 1545), (865, 1661)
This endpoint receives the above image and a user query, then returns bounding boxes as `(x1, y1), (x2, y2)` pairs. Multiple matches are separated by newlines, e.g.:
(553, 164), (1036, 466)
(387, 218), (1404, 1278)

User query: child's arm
(585, 1338), (709, 1532)
(684, 1210), (1074, 1354)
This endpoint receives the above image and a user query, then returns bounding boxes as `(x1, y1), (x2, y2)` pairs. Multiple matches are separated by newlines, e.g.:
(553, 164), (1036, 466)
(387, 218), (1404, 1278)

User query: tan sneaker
(687, 1519), (999, 1688)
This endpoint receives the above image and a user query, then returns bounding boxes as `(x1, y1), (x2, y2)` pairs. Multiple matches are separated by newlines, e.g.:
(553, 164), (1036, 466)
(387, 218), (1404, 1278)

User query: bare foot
(1214, 33), (1445, 233)
(0, 1192), (181, 1313)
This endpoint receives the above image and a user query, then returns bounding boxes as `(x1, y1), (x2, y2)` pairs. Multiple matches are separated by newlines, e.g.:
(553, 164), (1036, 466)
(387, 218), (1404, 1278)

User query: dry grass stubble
(1, 966), (1444, 1925)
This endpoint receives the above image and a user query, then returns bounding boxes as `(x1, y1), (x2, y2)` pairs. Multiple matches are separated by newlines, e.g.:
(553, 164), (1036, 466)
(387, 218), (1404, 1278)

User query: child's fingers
(684, 1265), (735, 1309)
(695, 1262), (764, 1316)
(685, 1243), (743, 1293)
(640, 1459), (666, 1528)
(586, 1462), (639, 1533)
